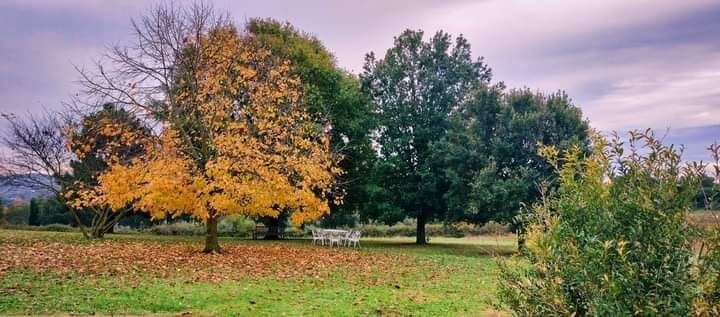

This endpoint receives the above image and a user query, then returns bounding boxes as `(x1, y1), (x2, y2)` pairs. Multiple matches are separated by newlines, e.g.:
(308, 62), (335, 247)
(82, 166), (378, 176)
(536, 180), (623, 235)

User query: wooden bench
(252, 224), (285, 239)
(252, 224), (268, 240)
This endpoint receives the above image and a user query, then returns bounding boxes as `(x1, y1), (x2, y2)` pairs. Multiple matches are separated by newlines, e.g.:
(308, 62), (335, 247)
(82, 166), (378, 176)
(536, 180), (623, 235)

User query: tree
(361, 29), (491, 244)
(28, 198), (40, 226)
(77, 5), (341, 252)
(0, 112), (92, 235)
(61, 103), (151, 237)
(247, 19), (374, 233)
(439, 88), (588, 227)
(499, 131), (704, 315)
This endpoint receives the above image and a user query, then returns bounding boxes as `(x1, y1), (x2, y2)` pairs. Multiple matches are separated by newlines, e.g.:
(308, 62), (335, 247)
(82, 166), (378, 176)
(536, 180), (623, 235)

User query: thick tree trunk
(203, 215), (221, 253)
(416, 212), (427, 245)
(263, 217), (282, 240)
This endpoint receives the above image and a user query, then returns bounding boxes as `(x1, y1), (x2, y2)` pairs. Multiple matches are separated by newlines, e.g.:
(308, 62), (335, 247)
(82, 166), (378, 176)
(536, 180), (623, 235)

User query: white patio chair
(311, 229), (325, 246)
(346, 230), (361, 248)
(327, 231), (343, 247)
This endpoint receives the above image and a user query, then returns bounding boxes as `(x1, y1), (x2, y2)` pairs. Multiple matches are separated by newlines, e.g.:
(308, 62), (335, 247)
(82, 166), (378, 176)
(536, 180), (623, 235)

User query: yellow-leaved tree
(77, 6), (341, 253)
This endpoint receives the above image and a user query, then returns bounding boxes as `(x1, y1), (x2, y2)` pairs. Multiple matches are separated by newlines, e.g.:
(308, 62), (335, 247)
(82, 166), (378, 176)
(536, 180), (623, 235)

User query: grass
(0, 229), (515, 316)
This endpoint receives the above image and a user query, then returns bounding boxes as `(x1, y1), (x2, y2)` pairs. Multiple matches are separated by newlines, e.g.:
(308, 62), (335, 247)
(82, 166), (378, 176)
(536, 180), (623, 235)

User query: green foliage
(695, 142), (720, 315)
(361, 29), (491, 243)
(218, 215), (255, 236)
(147, 222), (206, 236)
(439, 87), (589, 226)
(355, 221), (510, 238)
(4, 201), (30, 225)
(498, 131), (704, 316)
(2, 223), (77, 232)
(28, 198), (40, 226)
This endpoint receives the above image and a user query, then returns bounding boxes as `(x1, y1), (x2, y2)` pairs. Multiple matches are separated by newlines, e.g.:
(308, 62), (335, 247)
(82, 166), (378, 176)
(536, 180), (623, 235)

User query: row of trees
(0, 3), (587, 250)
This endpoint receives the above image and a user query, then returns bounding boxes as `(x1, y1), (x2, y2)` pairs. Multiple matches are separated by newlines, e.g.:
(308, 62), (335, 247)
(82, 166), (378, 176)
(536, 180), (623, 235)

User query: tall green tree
(247, 19), (374, 231)
(361, 29), (491, 244)
(439, 88), (589, 226)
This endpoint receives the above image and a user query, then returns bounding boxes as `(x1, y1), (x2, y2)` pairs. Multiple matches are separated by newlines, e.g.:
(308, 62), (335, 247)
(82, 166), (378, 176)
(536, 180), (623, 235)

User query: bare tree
(76, 1), (228, 115)
(0, 111), (92, 236)
(0, 110), (134, 238)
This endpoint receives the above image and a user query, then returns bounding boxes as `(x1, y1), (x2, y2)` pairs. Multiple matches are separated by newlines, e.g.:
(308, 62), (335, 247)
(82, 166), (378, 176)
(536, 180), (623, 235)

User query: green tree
(361, 29), (491, 244)
(439, 88), (588, 227)
(28, 197), (40, 226)
(247, 19), (374, 232)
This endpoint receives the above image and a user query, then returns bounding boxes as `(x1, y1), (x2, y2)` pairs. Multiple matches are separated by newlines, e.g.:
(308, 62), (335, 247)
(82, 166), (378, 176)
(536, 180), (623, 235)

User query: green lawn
(0, 229), (514, 316)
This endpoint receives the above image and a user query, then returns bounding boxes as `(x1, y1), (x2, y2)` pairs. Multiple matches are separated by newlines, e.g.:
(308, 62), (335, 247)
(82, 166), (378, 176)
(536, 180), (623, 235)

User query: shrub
(4, 201), (29, 225)
(695, 143), (720, 315)
(499, 132), (704, 316)
(476, 221), (510, 235)
(351, 221), (509, 237)
(0, 223), (77, 232)
(218, 215), (255, 237)
(147, 221), (205, 236)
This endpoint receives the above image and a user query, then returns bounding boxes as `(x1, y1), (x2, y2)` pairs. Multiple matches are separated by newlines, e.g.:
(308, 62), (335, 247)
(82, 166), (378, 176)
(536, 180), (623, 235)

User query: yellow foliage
(84, 25), (342, 225)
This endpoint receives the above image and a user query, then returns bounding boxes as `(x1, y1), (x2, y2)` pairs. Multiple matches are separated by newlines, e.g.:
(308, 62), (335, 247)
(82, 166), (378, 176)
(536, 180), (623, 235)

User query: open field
(0, 229), (515, 316)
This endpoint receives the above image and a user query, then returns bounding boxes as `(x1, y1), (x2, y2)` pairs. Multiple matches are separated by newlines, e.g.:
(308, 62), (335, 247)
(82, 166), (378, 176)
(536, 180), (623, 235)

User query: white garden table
(320, 229), (349, 247)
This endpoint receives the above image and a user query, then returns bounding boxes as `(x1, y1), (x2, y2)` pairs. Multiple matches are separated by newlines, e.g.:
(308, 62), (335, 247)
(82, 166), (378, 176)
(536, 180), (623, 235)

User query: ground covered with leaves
(0, 229), (514, 316)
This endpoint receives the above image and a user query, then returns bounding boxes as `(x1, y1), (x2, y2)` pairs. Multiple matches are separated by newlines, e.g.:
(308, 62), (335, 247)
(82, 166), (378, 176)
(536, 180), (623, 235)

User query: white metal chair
(311, 229), (325, 246)
(345, 230), (361, 248)
(327, 231), (343, 247)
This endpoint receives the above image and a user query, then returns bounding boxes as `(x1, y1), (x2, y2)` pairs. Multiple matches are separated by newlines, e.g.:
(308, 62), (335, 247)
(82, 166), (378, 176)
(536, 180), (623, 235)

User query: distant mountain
(0, 175), (54, 203)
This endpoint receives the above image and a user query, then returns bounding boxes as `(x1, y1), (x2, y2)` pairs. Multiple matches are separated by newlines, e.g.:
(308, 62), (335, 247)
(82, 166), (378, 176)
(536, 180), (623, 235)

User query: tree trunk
(263, 217), (282, 240)
(416, 212), (427, 245)
(203, 215), (221, 253)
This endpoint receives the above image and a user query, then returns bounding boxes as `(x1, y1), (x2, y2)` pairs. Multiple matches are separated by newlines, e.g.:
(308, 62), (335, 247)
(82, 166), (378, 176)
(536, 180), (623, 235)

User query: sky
(0, 0), (718, 161)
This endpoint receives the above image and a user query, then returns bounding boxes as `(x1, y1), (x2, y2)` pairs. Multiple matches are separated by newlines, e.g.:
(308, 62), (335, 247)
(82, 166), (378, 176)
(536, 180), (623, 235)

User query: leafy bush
(354, 221), (510, 237)
(147, 221), (205, 236)
(476, 221), (510, 235)
(1, 223), (77, 232)
(695, 143), (720, 315)
(499, 132), (704, 316)
(4, 201), (29, 225)
(218, 215), (255, 237)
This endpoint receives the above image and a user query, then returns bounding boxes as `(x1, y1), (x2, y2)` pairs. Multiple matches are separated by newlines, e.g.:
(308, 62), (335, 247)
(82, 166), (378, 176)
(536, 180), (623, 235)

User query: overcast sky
(1, 0), (718, 161)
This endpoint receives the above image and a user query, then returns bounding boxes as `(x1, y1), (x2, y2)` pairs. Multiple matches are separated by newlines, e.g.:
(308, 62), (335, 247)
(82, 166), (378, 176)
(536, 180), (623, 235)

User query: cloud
(0, 0), (718, 159)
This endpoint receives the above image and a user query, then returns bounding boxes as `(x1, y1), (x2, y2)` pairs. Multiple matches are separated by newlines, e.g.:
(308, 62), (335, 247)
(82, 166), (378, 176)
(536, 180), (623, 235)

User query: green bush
(218, 215), (255, 237)
(476, 221), (510, 235)
(498, 132), (704, 316)
(695, 143), (720, 315)
(352, 221), (510, 238)
(147, 221), (205, 236)
(0, 223), (77, 232)
(4, 201), (29, 225)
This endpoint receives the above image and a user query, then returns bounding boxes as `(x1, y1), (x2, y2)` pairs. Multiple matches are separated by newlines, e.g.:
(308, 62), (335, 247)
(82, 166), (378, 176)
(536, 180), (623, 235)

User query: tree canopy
(76, 6), (341, 252)
(361, 29), (492, 244)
